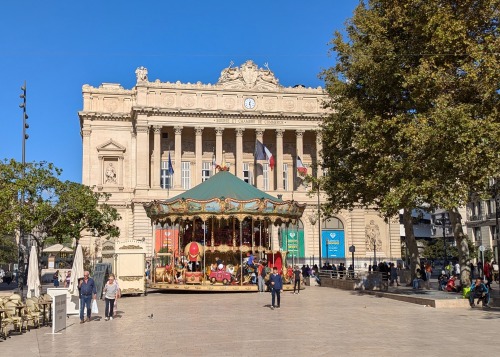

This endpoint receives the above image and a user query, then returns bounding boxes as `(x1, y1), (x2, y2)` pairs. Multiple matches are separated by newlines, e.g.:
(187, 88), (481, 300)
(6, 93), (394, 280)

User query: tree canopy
(320, 0), (500, 281)
(0, 159), (121, 256)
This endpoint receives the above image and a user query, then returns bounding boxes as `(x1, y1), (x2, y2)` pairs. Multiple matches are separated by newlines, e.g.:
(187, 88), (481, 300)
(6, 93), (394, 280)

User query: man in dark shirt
(293, 265), (302, 294)
(469, 277), (490, 308)
(269, 267), (283, 309)
(78, 270), (97, 323)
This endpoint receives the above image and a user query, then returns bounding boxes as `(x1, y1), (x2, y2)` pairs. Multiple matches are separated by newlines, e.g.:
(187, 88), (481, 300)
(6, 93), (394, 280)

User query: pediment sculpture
(217, 60), (280, 90)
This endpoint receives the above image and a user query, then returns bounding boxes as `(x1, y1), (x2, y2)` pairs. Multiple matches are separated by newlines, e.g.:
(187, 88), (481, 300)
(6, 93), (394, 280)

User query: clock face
(244, 98), (256, 109)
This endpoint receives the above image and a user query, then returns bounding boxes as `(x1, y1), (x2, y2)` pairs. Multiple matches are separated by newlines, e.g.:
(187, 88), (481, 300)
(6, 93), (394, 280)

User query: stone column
(276, 129), (284, 191)
(174, 126), (183, 188)
(153, 125), (162, 189)
(316, 130), (323, 177)
(296, 129), (305, 190)
(195, 126), (204, 185)
(136, 125), (150, 189)
(215, 127), (224, 166)
(236, 128), (245, 179)
(255, 129), (264, 189)
(81, 128), (91, 185)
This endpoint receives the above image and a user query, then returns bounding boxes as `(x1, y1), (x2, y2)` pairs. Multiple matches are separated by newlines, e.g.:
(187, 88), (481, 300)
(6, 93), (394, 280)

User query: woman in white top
(103, 274), (120, 320)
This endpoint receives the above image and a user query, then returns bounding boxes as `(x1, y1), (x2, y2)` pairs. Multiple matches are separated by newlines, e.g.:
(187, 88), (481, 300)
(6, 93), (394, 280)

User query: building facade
(78, 60), (401, 267)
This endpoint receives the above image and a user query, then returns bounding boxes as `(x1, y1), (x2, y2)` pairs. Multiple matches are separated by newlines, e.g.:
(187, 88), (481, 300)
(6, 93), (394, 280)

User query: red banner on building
(155, 228), (179, 253)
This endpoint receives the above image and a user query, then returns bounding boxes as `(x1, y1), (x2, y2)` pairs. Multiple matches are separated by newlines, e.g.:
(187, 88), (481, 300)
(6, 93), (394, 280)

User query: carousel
(143, 166), (306, 292)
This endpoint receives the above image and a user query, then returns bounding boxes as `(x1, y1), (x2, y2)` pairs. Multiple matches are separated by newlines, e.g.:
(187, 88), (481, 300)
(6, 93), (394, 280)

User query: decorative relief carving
(283, 99), (295, 111)
(296, 129), (305, 138)
(105, 163), (117, 184)
(119, 276), (143, 282)
(164, 95), (175, 107)
(264, 98), (276, 111)
(135, 66), (148, 82)
(183, 96), (196, 108)
(217, 60), (279, 91)
(174, 126), (183, 135)
(203, 97), (216, 109)
(120, 245), (142, 250)
(195, 127), (204, 136)
(153, 126), (162, 134)
(215, 127), (224, 136)
(365, 220), (382, 252)
(304, 100), (316, 112)
(223, 97), (235, 109)
(276, 129), (284, 138)
(235, 128), (245, 137)
(104, 98), (119, 112)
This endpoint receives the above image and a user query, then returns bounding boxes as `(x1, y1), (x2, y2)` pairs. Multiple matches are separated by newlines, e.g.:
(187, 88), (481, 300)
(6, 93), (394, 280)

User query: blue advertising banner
(322, 230), (345, 258)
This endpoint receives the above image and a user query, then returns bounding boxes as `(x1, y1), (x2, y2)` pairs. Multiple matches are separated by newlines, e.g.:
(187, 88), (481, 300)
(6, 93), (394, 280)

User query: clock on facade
(244, 98), (256, 109)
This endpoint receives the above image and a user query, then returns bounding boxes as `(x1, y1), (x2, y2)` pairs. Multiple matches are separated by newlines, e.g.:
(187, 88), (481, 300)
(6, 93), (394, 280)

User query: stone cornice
(131, 107), (325, 121)
(78, 111), (132, 121)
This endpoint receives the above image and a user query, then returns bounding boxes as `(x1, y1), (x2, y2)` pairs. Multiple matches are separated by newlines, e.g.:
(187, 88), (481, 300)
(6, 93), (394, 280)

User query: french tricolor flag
(254, 140), (275, 170)
(297, 156), (307, 175)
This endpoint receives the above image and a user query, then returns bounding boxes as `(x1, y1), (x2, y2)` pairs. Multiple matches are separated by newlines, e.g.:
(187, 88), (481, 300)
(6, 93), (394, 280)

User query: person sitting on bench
(469, 277), (490, 308)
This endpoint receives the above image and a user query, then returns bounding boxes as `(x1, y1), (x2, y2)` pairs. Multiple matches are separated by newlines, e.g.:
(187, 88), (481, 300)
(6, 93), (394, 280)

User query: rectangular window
(160, 161), (173, 189)
(243, 163), (251, 184)
(202, 161), (211, 182)
(283, 163), (288, 191)
(263, 163), (269, 190)
(181, 161), (191, 189)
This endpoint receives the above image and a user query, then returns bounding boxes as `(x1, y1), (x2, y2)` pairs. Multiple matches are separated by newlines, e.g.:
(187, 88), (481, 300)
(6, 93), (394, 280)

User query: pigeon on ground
(148, 313), (154, 319)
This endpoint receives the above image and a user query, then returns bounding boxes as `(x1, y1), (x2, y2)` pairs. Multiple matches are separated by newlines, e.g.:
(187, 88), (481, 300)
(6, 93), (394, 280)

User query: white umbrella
(68, 244), (84, 297)
(27, 245), (41, 298)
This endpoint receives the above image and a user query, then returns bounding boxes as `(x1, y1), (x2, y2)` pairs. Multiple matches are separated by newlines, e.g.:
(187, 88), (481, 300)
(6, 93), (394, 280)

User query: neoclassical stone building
(78, 60), (401, 267)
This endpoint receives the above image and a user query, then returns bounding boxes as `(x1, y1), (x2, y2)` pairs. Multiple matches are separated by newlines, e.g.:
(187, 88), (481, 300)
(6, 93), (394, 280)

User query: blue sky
(0, 0), (358, 183)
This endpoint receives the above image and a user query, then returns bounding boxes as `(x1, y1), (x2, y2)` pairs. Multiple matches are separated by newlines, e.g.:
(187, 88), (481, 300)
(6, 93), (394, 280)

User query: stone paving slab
(1, 285), (500, 356)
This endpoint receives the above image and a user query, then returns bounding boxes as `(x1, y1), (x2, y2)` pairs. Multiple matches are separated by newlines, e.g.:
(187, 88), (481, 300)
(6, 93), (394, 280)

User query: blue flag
(168, 151), (174, 175)
(254, 140), (266, 160)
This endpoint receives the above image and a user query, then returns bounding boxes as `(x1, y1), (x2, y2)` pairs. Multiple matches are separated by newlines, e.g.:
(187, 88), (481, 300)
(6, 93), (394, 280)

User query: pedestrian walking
(53, 270), (60, 287)
(78, 270), (97, 323)
(293, 265), (302, 294)
(103, 274), (120, 321)
(269, 267), (283, 309)
(257, 261), (266, 293)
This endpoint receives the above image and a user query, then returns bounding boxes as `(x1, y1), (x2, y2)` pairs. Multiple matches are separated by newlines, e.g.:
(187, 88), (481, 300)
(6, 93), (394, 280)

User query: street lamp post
(18, 81), (29, 297)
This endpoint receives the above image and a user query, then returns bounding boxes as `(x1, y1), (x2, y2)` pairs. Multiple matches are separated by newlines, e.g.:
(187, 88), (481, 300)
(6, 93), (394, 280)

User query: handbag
(91, 299), (99, 314)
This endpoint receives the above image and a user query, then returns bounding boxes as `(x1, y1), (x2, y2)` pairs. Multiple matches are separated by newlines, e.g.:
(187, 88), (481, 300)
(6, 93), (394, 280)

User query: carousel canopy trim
(144, 170), (306, 221)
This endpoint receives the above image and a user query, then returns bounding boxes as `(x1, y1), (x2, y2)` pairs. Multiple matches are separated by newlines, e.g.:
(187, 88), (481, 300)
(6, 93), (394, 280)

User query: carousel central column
(215, 127), (224, 166)
(153, 125), (162, 189)
(174, 126), (183, 188)
(195, 126), (203, 185)
(236, 128), (245, 179)
(255, 129), (264, 189)
(296, 129), (305, 191)
(136, 124), (150, 189)
(276, 129), (284, 191)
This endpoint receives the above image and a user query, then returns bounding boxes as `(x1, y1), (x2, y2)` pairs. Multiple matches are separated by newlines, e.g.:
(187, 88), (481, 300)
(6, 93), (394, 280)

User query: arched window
(321, 217), (344, 230)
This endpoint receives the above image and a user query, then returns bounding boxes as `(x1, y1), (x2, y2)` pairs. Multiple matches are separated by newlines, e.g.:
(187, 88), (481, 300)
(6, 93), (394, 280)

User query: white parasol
(68, 244), (84, 297)
(27, 245), (41, 298)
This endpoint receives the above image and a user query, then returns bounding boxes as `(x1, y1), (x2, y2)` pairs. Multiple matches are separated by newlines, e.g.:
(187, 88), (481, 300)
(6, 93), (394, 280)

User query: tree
(0, 159), (121, 282)
(321, 0), (500, 284)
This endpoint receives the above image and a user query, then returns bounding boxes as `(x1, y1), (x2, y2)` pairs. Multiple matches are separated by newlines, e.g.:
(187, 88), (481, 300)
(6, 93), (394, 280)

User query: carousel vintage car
(144, 167), (306, 292)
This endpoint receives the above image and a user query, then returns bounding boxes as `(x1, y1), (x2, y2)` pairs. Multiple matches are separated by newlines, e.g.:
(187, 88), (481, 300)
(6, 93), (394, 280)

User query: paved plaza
(1, 285), (499, 357)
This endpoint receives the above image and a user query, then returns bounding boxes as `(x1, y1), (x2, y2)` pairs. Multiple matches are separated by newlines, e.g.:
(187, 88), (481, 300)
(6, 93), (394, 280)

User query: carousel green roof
(167, 170), (281, 202)
(144, 170), (306, 223)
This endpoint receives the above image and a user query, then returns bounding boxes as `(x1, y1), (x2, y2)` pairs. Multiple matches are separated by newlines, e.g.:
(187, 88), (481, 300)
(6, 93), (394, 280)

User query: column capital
(153, 125), (162, 134)
(295, 129), (305, 138)
(81, 129), (92, 137)
(136, 125), (149, 133)
(256, 129), (265, 137)
(236, 128), (245, 137)
(174, 126), (183, 135)
(276, 129), (284, 138)
(215, 127), (224, 136)
(195, 126), (204, 136)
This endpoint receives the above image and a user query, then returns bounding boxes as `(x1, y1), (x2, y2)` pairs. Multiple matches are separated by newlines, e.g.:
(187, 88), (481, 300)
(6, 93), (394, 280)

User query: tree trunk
(449, 208), (471, 286)
(402, 209), (420, 281)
